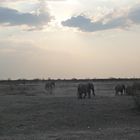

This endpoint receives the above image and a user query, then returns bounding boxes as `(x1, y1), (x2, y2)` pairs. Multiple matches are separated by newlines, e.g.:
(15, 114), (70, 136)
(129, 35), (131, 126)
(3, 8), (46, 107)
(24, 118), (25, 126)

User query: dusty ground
(0, 80), (140, 140)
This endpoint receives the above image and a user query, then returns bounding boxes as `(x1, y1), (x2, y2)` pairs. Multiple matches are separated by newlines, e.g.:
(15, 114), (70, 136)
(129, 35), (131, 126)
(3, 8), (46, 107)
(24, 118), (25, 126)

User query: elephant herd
(115, 83), (140, 96)
(45, 80), (139, 98)
(77, 82), (140, 99)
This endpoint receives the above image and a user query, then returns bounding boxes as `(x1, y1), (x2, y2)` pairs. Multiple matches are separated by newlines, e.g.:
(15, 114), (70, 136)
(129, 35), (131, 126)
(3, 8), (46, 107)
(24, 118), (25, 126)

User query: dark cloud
(62, 5), (140, 32)
(0, 6), (52, 29)
(62, 15), (128, 32)
(0, 0), (30, 3)
(128, 5), (140, 24)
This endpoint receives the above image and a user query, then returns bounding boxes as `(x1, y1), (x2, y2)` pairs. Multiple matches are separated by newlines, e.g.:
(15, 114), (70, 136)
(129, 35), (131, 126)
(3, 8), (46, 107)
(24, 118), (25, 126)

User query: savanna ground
(0, 80), (140, 140)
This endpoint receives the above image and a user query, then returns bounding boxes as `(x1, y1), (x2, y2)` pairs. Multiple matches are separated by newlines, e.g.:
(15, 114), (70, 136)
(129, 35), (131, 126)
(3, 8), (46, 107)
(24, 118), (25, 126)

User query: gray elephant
(45, 81), (55, 90)
(115, 84), (125, 96)
(125, 85), (134, 96)
(125, 83), (140, 96)
(77, 82), (95, 99)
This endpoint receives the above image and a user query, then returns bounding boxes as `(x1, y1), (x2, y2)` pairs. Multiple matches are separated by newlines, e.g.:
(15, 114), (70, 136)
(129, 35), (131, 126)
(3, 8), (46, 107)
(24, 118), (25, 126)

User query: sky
(0, 0), (140, 79)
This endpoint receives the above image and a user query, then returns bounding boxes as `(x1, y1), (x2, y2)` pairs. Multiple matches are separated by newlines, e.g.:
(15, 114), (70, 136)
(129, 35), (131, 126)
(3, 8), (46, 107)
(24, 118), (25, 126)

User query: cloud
(62, 4), (140, 32)
(128, 5), (140, 24)
(0, 0), (53, 30)
(47, 0), (66, 1)
(0, 0), (34, 3)
(0, 6), (52, 28)
(0, 0), (66, 3)
(62, 15), (129, 32)
(1, 0), (20, 1)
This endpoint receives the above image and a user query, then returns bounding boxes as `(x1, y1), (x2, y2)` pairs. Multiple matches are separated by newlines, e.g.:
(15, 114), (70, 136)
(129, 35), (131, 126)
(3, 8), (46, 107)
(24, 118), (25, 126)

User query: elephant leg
(92, 90), (95, 96)
(123, 89), (125, 95)
(83, 92), (86, 99)
(115, 91), (118, 96)
(88, 91), (91, 98)
(79, 94), (82, 99)
(120, 90), (123, 96)
(77, 92), (81, 99)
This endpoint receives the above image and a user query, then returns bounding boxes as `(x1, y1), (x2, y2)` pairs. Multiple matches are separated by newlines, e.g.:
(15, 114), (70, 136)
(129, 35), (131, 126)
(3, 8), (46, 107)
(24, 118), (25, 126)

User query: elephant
(45, 81), (55, 90)
(77, 82), (95, 99)
(125, 85), (134, 96)
(115, 84), (125, 96)
(123, 83), (140, 96)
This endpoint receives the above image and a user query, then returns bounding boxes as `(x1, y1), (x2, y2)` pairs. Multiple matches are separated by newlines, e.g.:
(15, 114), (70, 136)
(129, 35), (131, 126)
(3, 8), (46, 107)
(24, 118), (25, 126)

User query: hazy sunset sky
(0, 0), (140, 79)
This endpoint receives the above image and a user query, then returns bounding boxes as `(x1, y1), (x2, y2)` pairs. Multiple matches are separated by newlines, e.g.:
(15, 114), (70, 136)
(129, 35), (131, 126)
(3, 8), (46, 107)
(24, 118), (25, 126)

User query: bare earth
(0, 80), (140, 140)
